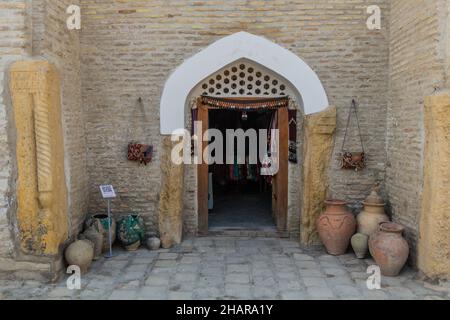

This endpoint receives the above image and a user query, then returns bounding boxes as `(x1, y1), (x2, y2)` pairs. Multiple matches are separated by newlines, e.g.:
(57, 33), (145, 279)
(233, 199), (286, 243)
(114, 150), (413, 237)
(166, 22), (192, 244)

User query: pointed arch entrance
(158, 32), (335, 248)
(160, 31), (329, 135)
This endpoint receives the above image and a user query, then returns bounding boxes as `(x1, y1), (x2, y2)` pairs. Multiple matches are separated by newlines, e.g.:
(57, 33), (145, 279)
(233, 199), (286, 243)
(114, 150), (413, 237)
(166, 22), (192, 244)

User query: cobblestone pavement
(0, 237), (449, 300)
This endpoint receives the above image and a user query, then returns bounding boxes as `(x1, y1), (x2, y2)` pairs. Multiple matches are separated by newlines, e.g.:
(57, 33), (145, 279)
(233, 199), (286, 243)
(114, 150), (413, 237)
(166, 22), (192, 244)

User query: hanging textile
(288, 110), (298, 163)
(200, 96), (289, 110)
(191, 107), (198, 156)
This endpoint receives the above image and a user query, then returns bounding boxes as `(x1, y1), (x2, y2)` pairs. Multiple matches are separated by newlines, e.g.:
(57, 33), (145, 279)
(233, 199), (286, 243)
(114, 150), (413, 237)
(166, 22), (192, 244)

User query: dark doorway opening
(207, 109), (276, 230)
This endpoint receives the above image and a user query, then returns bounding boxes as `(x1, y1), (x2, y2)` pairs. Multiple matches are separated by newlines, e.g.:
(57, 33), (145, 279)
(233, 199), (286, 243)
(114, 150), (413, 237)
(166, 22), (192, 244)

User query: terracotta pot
(357, 188), (389, 236)
(316, 200), (356, 255)
(369, 222), (409, 277)
(65, 239), (94, 274)
(85, 214), (116, 252)
(351, 233), (369, 259)
(81, 224), (104, 260)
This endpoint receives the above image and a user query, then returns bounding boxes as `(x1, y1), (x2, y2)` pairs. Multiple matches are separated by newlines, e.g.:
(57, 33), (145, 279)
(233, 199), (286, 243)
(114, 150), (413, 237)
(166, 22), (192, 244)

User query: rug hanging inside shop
(288, 110), (297, 163)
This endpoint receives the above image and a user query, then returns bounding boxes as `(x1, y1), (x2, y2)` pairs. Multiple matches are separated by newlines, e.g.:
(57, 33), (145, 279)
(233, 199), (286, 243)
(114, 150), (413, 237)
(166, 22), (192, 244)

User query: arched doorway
(160, 31), (329, 134)
(158, 32), (334, 247)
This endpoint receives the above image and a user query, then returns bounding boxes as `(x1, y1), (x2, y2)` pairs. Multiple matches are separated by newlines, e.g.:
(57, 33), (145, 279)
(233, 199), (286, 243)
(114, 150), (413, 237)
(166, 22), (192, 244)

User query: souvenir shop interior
(207, 109), (276, 230)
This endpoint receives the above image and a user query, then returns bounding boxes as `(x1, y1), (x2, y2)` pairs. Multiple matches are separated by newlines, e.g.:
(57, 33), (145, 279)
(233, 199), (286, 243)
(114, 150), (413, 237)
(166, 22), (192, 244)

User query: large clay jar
(357, 187), (389, 236)
(117, 214), (145, 251)
(85, 214), (116, 252)
(369, 222), (409, 277)
(65, 239), (94, 274)
(317, 200), (356, 255)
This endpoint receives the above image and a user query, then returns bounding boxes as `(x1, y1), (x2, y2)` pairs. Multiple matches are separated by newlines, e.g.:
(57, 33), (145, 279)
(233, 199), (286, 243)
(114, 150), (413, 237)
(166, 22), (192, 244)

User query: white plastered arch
(160, 31), (328, 134)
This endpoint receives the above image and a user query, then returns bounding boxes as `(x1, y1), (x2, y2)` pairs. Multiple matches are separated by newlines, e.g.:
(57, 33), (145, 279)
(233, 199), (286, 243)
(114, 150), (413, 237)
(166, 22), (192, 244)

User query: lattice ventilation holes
(194, 61), (294, 98)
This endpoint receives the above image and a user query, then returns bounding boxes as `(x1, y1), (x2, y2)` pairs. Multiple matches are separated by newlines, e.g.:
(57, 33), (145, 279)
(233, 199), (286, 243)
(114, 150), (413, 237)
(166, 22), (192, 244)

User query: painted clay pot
(351, 233), (369, 259)
(65, 239), (94, 274)
(85, 214), (116, 252)
(81, 223), (104, 260)
(316, 200), (356, 255)
(117, 214), (145, 250)
(357, 187), (389, 236)
(369, 222), (409, 277)
(146, 237), (161, 251)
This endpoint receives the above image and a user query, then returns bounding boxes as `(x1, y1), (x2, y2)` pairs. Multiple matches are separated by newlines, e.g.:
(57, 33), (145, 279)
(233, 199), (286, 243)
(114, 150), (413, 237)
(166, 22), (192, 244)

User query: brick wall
(386, 0), (448, 263)
(37, 0), (89, 237)
(81, 0), (390, 237)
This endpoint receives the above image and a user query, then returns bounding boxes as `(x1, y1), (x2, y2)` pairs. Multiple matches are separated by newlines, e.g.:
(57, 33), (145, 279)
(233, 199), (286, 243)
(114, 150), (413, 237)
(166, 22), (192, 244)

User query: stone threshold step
(205, 228), (290, 238)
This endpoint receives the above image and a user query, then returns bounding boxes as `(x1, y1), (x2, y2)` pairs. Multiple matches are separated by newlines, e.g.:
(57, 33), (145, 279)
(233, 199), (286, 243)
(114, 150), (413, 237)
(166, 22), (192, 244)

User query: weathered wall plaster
(418, 93), (450, 279)
(300, 106), (337, 245)
(159, 137), (184, 248)
(9, 60), (68, 256)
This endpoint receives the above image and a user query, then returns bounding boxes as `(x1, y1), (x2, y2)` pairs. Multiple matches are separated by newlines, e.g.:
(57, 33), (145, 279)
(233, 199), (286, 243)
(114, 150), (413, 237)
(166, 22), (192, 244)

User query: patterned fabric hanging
(288, 110), (298, 163)
(191, 107), (198, 156)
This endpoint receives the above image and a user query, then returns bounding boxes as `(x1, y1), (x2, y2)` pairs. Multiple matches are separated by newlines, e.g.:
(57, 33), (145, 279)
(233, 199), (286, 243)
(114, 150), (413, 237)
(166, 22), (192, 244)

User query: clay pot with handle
(85, 214), (116, 252)
(369, 222), (409, 277)
(316, 200), (356, 255)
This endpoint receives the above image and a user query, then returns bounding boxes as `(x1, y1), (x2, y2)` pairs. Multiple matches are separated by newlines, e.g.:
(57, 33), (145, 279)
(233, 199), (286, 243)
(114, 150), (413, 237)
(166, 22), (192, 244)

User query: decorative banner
(200, 95), (289, 110)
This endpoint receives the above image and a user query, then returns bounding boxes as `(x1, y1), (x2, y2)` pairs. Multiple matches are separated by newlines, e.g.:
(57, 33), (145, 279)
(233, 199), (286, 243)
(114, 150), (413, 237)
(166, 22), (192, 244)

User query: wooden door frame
(197, 99), (288, 235)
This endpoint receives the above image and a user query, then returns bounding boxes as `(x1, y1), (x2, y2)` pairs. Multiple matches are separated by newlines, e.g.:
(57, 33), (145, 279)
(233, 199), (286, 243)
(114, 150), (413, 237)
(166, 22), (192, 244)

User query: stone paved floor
(0, 237), (449, 300)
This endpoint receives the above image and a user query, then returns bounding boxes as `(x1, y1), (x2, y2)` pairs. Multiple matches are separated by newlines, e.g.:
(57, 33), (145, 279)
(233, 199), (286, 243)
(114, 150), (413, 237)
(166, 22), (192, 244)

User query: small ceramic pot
(369, 222), (409, 277)
(351, 233), (369, 259)
(65, 239), (94, 274)
(117, 214), (145, 250)
(316, 200), (356, 255)
(146, 237), (161, 251)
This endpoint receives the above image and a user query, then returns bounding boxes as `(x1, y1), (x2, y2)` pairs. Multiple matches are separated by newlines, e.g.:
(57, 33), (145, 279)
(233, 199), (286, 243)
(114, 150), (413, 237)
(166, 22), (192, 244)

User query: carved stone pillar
(9, 61), (68, 256)
(158, 136), (184, 248)
(300, 106), (336, 245)
(418, 93), (450, 279)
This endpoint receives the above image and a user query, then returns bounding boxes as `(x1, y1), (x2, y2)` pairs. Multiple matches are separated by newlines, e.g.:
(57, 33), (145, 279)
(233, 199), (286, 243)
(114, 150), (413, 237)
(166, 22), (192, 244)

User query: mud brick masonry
(0, 0), (449, 282)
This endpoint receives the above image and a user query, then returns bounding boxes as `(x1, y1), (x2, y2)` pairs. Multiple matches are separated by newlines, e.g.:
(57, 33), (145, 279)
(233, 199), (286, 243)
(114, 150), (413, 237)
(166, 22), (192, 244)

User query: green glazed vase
(117, 214), (145, 250)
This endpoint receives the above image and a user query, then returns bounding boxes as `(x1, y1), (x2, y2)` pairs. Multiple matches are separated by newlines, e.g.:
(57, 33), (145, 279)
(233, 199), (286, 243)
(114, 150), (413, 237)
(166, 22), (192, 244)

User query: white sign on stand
(99, 185), (116, 258)
(100, 185), (116, 199)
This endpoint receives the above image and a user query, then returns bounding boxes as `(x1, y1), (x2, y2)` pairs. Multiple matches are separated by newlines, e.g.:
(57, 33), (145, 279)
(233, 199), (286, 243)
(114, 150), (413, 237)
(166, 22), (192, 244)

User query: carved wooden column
(9, 61), (68, 256)
(300, 106), (336, 245)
